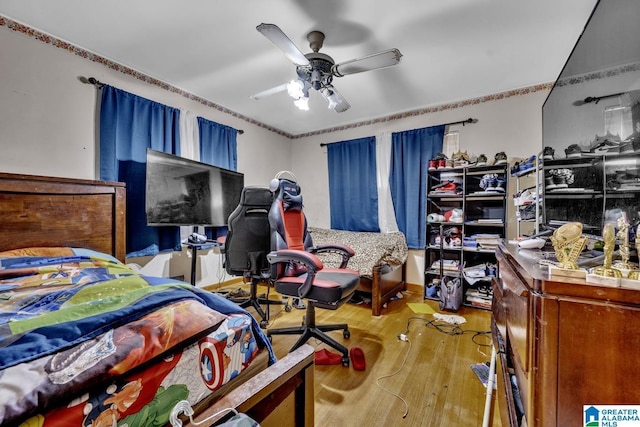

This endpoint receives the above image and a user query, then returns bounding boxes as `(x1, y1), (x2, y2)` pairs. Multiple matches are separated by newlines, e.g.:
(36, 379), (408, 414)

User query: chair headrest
(282, 190), (303, 212)
(272, 178), (303, 212)
(240, 186), (273, 207)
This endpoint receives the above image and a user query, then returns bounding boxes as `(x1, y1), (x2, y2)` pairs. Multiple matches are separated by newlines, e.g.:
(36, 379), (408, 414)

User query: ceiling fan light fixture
(321, 87), (339, 110)
(293, 95), (310, 111)
(320, 85), (350, 113)
(286, 79), (305, 99)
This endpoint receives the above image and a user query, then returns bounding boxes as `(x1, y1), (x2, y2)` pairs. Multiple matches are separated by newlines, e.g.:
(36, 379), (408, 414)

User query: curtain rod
(81, 76), (245, 134)
(319, 118), (477, 147)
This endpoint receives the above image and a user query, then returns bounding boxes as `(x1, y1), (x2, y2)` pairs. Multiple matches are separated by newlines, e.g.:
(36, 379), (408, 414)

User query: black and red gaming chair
(266, 173), (360, 366)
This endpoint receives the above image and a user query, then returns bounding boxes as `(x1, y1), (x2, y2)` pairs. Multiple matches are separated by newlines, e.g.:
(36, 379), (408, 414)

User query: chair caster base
(342, 356), (350, 367)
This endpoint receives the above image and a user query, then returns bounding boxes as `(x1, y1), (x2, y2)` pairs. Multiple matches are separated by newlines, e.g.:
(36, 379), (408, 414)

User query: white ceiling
(0, 0), (598, 137)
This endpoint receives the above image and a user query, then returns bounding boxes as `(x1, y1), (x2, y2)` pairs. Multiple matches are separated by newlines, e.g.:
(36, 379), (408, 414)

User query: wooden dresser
(492, 243), (640, 427)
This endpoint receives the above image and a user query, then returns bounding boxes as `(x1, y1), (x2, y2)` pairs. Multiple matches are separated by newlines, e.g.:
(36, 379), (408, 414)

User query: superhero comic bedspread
(0, 247), (275, 427)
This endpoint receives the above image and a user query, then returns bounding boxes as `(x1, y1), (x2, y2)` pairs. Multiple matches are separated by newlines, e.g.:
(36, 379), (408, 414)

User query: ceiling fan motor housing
(298, 52), (334, 90)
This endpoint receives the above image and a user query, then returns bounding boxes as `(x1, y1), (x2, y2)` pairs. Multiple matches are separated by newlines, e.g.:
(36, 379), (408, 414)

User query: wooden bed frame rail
(188, 344), (315, 427)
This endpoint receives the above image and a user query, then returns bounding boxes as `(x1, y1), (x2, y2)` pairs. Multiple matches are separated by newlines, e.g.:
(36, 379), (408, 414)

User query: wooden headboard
(0, 172), (126, 261)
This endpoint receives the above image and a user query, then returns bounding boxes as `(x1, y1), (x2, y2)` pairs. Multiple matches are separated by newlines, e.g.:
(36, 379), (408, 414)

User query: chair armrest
(311, 244), (354, 269)
(266, 249), (324, 271)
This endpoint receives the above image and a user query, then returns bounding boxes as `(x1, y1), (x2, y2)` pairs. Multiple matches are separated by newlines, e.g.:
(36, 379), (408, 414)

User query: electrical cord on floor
(375, 335), (412, 419)
(215, 252), (226, 285)
(424, 319), (492, 347)
(262, 296), (289, 328)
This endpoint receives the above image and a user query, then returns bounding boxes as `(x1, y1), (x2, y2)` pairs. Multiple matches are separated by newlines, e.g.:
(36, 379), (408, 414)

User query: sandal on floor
(315, 348), (342, 365)
(350, 347), (366, 371)
(228, 287), (250, 298)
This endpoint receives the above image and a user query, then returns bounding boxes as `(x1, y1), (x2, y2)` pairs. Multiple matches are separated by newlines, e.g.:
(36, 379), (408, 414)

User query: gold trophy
(592, 222), (623, 278)
(612, 215), (632, 271)
(550, 222), (588, 269)
(549, 222), (588, 276)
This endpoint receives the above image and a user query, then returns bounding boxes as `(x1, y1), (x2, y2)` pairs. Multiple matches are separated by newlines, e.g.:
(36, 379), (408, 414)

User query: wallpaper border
(0, 14), (587, 140)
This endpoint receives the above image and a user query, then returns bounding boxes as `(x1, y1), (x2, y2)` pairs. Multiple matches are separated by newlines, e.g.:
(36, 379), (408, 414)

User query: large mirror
(543, 0), (640, 154)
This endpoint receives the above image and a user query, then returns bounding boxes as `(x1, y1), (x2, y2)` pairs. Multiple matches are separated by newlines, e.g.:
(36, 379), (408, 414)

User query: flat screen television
(145, 149), (244, 226)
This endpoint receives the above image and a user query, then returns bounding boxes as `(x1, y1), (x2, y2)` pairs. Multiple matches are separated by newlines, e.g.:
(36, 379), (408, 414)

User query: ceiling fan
(251, 23), (403, 113)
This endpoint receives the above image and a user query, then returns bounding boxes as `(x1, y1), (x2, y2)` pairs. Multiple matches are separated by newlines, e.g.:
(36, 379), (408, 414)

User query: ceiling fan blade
(332, 48), (402, 77)
(249, 83), (288, 100)
(256, 23), (310, 66)
(321, 85), (351, 113)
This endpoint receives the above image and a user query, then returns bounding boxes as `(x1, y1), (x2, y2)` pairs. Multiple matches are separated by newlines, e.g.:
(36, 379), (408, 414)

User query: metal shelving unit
(425, 163), (508, 310)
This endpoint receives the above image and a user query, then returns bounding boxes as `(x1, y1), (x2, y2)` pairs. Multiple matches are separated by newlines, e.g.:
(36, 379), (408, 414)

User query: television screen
(145, 149), (244, 226)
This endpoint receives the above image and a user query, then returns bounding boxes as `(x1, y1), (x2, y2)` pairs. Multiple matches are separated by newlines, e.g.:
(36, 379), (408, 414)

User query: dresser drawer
(491, 277), (507, 342)
(498, 254), (530, 375)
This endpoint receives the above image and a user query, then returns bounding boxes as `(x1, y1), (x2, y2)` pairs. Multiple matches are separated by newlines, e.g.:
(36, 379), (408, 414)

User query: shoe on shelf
(545, 175), (556, 189)
(542, 146), (555, 160)
(476, 154), (488, 166)
(519, 203), (537, 220)
(452, 150), (471, 168)
(444, 226), (461, 236)
(494, 178), (507, 193)
(518, 155), (537, 173)
(428, 159), (438, 171)
(450, 208), (464, 223)
(480, 173), (499, 191)
(432, 180), (454, 189)
(513, 189), (537, 206)
(510, 161), (521, 176)
(449, 236), (462, 247)
(582, 132), (622, 156)
(564, 144), (582, 158)
(493, 151), (508, 165)
(432, 181), (457, 192)
(548, 168), (574, 187)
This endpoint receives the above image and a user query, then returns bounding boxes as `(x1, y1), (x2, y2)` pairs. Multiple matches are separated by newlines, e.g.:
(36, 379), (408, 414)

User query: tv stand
(186, 241), (216, 286)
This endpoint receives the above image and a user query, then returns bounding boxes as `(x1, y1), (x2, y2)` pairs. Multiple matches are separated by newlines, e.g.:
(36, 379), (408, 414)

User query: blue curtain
(198, 118), (238, 170)
(327, 137), (379, 231)
(100, 85), (181, 255)
(198, 117), (238, 239)
(390, 125), (445, 249)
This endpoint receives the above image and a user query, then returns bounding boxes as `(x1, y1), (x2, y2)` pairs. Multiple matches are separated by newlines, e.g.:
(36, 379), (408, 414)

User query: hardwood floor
(221, 283), (502, 427)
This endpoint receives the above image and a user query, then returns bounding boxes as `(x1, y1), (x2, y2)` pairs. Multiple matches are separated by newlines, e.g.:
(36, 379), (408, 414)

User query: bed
(307, 227), (408, 316)
(0, 172), (314, 427)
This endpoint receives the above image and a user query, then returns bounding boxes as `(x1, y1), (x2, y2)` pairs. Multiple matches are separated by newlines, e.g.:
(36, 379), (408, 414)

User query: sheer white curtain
(376, 132), (399, 233)
(179, 109), (200, 161)
(179, 109), (200, 238)
(443, 130), (459, 158)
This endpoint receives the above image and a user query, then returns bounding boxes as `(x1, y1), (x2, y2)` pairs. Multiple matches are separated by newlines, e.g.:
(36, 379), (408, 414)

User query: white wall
(0, 26), (290, 285)
(0, 23), (549, 288)
(292, 90), (549, 285)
